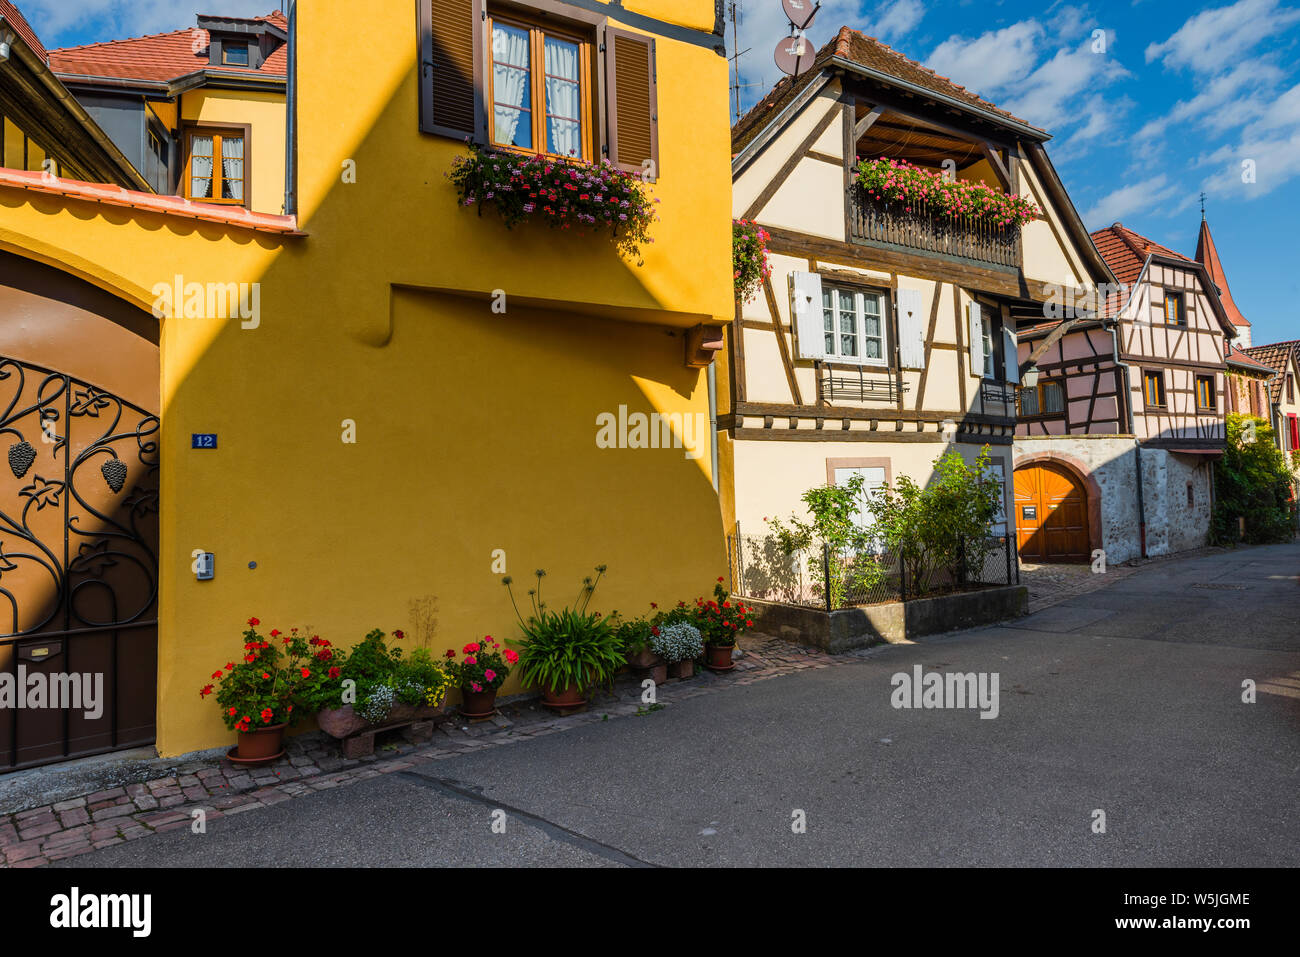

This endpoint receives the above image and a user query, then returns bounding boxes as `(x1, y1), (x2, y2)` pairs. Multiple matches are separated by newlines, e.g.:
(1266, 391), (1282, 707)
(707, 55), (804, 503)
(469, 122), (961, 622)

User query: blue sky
(19, 0), (1300, 345)
(729, 0), (1300, 345)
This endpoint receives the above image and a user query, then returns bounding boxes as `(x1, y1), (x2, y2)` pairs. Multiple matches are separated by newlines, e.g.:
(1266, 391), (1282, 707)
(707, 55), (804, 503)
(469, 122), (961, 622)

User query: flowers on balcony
(448, 142), (659, 259)
(733, 219), (772, 303)
(853, 157), (1039, 228)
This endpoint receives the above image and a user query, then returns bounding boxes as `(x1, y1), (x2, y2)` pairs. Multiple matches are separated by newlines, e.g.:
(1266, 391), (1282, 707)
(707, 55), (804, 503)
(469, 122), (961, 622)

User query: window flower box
(449, 143), (658, 260)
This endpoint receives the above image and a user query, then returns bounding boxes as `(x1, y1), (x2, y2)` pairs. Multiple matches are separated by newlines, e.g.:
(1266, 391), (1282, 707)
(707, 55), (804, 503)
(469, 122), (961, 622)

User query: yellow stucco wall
(0, 0), (732, 756)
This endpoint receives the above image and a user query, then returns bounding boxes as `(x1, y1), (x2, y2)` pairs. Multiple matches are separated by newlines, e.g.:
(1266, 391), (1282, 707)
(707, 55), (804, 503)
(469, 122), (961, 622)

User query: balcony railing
(820, 367), (908, 404)
(848, 188), (1023, 269)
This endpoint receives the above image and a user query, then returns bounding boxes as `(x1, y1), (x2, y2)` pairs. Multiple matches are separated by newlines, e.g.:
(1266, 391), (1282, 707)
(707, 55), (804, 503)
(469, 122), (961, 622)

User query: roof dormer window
(222, 42), (249, 67)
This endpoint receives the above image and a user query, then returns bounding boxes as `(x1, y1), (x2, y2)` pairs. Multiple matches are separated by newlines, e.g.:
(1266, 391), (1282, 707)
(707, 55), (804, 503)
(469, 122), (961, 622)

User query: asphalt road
(58, 545), (1300, 867)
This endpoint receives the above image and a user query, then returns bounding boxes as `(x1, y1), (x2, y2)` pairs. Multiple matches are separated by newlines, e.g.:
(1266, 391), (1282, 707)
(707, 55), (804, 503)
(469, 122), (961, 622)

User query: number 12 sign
(191, 434), (218, 450)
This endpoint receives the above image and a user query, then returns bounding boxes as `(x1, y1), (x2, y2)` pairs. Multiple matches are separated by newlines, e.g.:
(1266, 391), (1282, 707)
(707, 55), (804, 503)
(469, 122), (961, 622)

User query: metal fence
(729, 529), (1019, 612)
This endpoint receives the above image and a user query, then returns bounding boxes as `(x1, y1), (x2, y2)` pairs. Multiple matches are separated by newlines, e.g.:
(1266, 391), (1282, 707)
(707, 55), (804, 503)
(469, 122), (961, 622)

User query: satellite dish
(774, 34), (814, 77)
(782, 0), (819, 29)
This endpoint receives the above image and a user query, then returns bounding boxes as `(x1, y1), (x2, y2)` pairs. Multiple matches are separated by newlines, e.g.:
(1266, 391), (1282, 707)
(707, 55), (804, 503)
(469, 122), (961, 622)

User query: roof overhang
(827, 55), (1050, 143)
(0, 24), (150, 191)
(57, 68), (287, 97)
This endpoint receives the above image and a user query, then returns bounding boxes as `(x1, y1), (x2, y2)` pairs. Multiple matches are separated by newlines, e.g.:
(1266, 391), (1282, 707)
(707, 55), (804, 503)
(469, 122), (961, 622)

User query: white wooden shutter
(968, 301), (984, 376)
(790, 270), (825, 360)
(896, 287), (925, 370)
(1003, 324), (1018, 383)
(983, 462), (1007, 535)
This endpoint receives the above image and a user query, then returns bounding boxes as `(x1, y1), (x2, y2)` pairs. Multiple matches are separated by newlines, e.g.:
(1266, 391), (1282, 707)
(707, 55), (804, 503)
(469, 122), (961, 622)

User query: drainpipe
(1108, 318), (1147, 557)
(707, 362), (719, 491)
(283, 0), (298, 216)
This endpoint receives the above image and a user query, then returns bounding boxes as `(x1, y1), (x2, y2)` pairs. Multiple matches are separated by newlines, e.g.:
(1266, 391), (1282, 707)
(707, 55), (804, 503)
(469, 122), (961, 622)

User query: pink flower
(484, 669), (497, 683)
(464, 655), (477, 665)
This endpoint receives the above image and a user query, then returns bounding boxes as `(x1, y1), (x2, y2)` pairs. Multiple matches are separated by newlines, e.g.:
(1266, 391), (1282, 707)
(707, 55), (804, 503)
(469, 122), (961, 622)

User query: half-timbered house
(1012, 218), (1237, 562)
(1242, 340), (1300, 474)
(721, 27), (1111, 558)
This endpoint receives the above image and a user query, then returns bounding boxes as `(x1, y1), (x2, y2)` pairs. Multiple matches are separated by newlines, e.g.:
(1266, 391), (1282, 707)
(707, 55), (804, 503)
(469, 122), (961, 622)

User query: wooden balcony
(848, 188), (1023, 270)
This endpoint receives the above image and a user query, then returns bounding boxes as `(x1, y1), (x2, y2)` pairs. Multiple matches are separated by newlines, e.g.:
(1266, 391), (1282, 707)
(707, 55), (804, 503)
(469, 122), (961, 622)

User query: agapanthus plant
(853, 157), (1038, 228)
(448, 142), (659, 261)
(733, 218), (772, 304)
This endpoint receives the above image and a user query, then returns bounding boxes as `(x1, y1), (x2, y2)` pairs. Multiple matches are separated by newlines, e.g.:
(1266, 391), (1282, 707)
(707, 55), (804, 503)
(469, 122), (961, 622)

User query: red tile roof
(1194, 217), (1250, 329)
(1225, 345), (1275, 374)
(1242, 341), (1299, 403)
(0, 0), (47, 63)
(734, 25), (1039, 153)
(1089, 222), (1191, 288)
(0, 166), (302, 235)
(49, 11), (287, 84)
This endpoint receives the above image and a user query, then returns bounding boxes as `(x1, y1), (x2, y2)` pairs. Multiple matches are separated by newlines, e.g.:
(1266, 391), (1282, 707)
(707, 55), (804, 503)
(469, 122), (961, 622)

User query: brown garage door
(1014, 463), (1089, 562)
(0, 358), (158, 770)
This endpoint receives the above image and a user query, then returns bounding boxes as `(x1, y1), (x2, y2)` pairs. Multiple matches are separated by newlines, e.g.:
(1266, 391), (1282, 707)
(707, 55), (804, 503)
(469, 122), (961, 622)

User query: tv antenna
(774, 0), (819, 78)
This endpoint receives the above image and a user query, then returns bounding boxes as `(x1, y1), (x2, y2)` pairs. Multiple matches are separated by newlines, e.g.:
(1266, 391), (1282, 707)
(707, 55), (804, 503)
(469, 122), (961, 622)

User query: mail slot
(18, 641), (63, 662)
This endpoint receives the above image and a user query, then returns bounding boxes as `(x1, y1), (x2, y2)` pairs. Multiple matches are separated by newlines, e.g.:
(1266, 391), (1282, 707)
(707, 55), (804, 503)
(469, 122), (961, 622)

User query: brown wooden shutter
(604, 27), (659, 176)
(420, 0), (485, 139)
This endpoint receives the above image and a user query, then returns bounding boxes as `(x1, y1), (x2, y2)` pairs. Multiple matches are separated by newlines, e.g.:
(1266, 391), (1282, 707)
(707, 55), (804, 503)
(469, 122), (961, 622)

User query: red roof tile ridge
(50, 26), (196, 56)
(0, 167), (301, 235)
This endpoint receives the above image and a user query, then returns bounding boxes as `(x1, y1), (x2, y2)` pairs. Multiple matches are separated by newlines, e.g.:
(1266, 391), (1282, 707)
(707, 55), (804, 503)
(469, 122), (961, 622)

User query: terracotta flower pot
(459, 687), (498, 718)
(626, 648), (659, 669)
(649, 663), (668, 685)
(231, 723), (286, 765)
(317, 695), (448, 738)
(705, 643), (735, 671)
(541, 683), (586, 711)
(666, 659), (695, 679)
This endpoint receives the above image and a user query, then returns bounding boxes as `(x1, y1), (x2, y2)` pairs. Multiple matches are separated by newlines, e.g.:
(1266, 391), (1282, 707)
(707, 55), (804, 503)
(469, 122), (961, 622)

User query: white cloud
(1145, 0), (1300, 73)
(862, 0), (926, 44)
(22, 0), (274, 45)
(999, 39), (1130, 131)
(927, 21), (1045, 98)
(1082, 174), (1181, 227)
(1136, 60), (1281, 141)
(1196, 127), (1300, 200)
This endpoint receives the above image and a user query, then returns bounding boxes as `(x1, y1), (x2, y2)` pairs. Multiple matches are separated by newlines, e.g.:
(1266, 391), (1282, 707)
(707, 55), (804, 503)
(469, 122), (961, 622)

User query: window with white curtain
(489, 16), (589, 158)
(820, 284), (887, 365)
(186, 130), (246, 206)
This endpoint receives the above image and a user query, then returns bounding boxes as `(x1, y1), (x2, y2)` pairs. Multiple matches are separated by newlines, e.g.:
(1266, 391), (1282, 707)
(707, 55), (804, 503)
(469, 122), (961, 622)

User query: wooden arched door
(1014, 463), (1089, 562)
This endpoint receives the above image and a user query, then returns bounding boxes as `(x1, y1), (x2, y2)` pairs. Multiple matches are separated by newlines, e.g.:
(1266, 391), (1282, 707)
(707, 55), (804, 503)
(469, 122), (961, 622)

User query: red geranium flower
(199, 684), (213, 697)
(248, 617), (259, 626)
(300, 668), (311, 678)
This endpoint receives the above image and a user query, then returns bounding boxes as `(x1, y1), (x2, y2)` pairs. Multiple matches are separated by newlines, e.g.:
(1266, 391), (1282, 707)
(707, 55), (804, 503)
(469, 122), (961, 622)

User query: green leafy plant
(867, 447), (1002, 595)
(1211, 413), (1298, 545)
(506, 565), (624, 693)
(854, 157), (1039, 227)
(733, 219), (772, 303)
(767, 475), (884, 608)
(448, 143), (658, 260)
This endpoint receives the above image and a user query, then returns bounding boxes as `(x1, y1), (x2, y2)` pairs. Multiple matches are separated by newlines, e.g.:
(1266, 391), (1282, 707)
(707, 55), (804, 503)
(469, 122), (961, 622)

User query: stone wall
(1012, 436), (1213, 564)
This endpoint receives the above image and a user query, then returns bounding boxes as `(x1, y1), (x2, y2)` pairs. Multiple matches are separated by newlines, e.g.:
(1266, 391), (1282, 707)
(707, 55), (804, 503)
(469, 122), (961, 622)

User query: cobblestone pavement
(1, 635), (843, 868)
(1019, 544), (1232, 613)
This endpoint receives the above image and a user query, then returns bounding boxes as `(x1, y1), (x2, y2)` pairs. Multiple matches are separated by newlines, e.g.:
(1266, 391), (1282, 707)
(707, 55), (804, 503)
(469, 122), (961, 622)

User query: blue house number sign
(192, 434), (218, 450)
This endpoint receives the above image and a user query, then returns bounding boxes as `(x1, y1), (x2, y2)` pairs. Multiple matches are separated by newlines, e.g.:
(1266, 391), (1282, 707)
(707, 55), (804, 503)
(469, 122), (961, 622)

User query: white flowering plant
(650, 621), (703, 664)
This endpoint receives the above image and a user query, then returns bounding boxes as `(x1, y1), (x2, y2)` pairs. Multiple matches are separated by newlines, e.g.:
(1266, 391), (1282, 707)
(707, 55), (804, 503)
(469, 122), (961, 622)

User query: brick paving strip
(1, 635), (847, 868)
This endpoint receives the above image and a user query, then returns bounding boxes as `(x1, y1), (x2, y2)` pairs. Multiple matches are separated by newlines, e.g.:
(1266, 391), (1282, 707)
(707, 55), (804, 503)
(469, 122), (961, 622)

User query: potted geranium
(507, 565), (625, 711)
(692, 579), (755, 671)
(445, 637), (517, 718)
(612, 610), (658, 669)
(200, 617), (313, 765)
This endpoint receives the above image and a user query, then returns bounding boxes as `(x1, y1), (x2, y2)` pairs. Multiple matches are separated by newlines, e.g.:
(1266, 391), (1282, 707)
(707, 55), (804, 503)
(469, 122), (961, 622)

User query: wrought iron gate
(0, 357), (159, 770)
